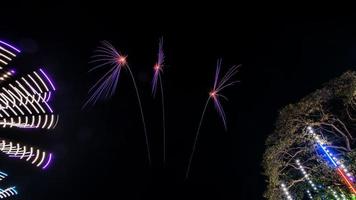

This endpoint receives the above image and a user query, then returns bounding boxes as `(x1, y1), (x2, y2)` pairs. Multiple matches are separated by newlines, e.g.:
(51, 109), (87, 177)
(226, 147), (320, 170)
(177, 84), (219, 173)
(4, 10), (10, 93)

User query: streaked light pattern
(0, 69), (58, 129)
(0, 39), (58, 198)
(0, 139), (53, 169)
(0, 187), (17, 199)
(152, 37), (164, 96)
(209, 59), (240, 129)
(83, 41), (126, 107)
(0, 170), (17, 199)
(0, 40), (20, 70)
(151, 37), (167, 164)
(0, 172), (7, 181)
(185, 59), (240, 179)
(84, 41), (151, 165)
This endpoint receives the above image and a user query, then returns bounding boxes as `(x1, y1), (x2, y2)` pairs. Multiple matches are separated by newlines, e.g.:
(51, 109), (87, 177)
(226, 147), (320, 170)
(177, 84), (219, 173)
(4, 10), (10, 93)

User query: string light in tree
(340, 192), (347, 200)
(306, 190), (313, 199)
(329, 187), (341, 200)
(307, 126), (356, 195)
(281, 183), (293, 200)
(296, 159), (318, 192)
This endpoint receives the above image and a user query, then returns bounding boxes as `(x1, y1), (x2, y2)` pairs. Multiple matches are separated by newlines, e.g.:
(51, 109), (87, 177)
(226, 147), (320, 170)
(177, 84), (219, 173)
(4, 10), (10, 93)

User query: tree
(263, 71), (356, 199)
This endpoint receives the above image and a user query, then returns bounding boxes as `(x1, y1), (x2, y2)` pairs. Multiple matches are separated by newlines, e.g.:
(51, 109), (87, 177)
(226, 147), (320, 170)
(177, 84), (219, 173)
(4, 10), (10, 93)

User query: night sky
(1, 4), (356, 200)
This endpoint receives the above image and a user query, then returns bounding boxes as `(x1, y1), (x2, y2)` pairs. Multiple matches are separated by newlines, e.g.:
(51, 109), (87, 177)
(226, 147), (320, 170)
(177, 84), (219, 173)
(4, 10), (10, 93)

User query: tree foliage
(263, 71), (356, 199)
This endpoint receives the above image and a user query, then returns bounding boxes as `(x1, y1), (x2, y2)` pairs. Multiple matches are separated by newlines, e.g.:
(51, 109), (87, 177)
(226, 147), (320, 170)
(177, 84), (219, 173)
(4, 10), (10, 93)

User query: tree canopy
(263, 71), (356, 199)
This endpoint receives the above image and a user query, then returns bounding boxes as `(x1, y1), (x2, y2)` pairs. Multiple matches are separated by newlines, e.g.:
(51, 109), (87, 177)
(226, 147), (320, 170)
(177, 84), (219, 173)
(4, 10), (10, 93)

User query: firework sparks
(83, 41), (126, 107)
(152, 37), (164, 96)
(84, 41), (151, 164)
(151, 37), (167, 164)
(185, 59), (240, 179)
(210, 59), (240, 129)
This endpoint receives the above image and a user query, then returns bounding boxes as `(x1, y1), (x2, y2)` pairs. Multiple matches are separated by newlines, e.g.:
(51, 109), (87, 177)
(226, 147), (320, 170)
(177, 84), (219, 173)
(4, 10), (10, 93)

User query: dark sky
(1, 3), (356, 200)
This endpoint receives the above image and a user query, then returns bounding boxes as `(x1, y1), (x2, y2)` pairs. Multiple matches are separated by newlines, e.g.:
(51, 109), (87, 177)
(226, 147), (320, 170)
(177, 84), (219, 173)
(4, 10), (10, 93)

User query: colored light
(306, 190), (313, 199)
(317, 143), (338, 167)
(308, 126), (355, 195)
(42, 153), (52, 169)
(337, 168), (356, 195)
(0, 186), (18, 199)
(0, 140), (54, 169)
(39, 68), (56, 91)
(0, 40), (21, 53)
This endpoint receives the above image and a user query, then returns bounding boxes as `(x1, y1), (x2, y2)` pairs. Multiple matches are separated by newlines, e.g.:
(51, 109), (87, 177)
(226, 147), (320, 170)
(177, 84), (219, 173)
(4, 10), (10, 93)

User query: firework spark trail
(185, 98), (210, 179)
(152, 38), (167, 164)
(185, 59), (240, 179)
(83, 41), (124, 108)
(84, 41), (151, 165)
(126, 65), (151, 164)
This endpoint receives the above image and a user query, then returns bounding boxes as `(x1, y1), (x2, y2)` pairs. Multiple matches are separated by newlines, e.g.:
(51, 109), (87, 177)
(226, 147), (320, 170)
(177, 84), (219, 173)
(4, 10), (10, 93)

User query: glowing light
(281, 183), (293, 200)
(0, 139), (53, 169)
(0, 41), (20, 74)
(0, 186), (18, 199)
(117, 55), (127, 65)
(209, 59), (240, 129)
(185, 59), (240, 179)
(0, 171), (7, 181)
(317, 143), (338, 167)
(84, 41), (151, 165)
(337, 168), (356, 195)
(151, 37), (167, 164)
(209, 91), (217, 98)
(39, 68), (56, 91)
(0, 40), (20, 53)
(306, 190), (313, 199)
(0, 69), (58, 129)
(308, 126), (356, 195)
(83, 41), (126, 107)
(152, 37), (164, 97)
(42, 153), (52, 169)
(296, 159), (318, 191)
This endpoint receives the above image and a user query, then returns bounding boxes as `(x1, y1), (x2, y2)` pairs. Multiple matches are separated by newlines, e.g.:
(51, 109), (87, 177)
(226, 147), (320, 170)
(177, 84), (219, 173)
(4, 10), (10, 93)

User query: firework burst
(185, 59), (240, 179)
(84, 41), (151, 165)
(152, 37), (167, 164)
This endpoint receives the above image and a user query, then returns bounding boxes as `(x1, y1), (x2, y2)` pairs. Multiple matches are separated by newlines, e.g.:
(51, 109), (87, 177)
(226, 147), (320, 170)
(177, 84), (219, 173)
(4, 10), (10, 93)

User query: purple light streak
(209, 59), (240, 130)
(0, 40), (21, 53)
(152, 37), (164, 96)
(39, 68), (56, 91)
(42, 153), (53, 169)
